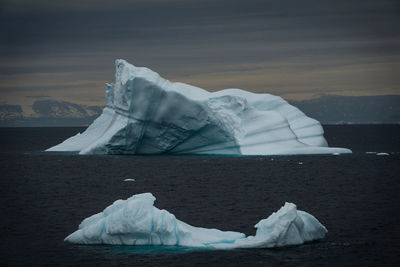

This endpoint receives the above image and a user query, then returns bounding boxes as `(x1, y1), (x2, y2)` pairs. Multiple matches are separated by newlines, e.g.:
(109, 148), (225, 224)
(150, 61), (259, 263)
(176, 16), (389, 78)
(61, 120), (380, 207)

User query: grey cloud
(0, 83), (102, 92)
(0, 0), (399, 107)
(24, 95), (50, 98)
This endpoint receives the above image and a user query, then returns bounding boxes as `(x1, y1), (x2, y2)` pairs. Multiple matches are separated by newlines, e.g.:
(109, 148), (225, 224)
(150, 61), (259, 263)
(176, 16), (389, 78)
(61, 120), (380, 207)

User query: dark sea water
(0, 125), (399, 266)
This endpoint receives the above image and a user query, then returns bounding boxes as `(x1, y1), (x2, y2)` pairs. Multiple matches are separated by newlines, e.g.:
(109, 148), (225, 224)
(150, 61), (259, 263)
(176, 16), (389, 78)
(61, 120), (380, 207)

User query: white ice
(376, 152), (389, 156)
(65, 193), (327, 249)
(47, 59), (351, 155)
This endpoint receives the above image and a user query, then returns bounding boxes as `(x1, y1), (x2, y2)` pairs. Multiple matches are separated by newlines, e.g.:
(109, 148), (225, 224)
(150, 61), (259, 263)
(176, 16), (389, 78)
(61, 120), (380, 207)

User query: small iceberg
(376, 152), (389, 156)
(123, 178), (136, 182)
(65, 193), (327, 249)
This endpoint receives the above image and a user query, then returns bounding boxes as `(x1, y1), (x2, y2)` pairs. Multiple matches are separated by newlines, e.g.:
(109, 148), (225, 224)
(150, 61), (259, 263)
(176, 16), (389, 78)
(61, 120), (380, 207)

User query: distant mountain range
(289, 95), (400, 124)
(0, 100), (103, 127)
(0, 95), (399, 126)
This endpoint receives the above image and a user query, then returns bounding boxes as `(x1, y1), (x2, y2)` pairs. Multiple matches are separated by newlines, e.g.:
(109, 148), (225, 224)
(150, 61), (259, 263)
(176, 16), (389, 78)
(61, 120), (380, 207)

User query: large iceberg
(48, 59), (351, 155)
(65, 193), (327, 249)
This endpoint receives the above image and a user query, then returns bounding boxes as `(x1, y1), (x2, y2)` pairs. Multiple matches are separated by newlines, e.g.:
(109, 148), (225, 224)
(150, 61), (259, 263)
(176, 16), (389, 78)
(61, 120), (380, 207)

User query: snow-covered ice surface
(47, 59), (351, 155)
(65, 193), (327, 249)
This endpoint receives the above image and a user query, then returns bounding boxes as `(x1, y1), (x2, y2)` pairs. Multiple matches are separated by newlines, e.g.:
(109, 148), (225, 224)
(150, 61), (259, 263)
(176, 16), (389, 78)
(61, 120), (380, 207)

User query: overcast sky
(1, 0), (399, 113)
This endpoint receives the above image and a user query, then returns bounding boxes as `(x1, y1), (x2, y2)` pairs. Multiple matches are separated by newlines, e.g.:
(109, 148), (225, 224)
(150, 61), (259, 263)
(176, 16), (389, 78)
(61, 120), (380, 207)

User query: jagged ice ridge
(47, 59), (351, 155)
(65, 193), (328, 249)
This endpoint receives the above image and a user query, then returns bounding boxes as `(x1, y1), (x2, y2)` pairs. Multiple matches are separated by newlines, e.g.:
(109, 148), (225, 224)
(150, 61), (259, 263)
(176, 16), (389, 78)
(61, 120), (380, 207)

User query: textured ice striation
(65, 193), (327, 249)
(48, 59), (351, 155)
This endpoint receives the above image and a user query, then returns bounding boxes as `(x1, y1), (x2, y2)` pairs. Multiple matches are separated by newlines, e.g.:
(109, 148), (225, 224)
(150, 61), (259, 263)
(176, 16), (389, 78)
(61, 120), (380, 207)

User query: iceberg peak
(47, 59), (351, 155)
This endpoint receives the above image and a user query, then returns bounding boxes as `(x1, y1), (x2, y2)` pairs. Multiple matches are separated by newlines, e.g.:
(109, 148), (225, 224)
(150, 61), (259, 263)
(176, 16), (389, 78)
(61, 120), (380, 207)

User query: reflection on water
(77, 244), (213, 255)
(74, 240), (329, 256)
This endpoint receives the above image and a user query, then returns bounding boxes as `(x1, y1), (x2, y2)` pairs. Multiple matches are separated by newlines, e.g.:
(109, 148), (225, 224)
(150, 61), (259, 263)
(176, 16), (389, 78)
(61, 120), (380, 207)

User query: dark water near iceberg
(0, 125), (399, 266)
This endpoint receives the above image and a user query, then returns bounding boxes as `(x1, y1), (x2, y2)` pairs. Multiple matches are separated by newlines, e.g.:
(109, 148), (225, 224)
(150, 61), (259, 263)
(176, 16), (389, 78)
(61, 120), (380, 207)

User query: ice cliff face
(47, 59), (351, 155)
(65, 193), (327, 249)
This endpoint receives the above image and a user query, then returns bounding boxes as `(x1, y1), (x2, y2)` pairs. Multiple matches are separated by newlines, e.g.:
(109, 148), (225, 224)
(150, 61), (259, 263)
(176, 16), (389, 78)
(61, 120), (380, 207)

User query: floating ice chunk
(376, 152), (389, 156)
(212, 202), (327, 249)
(298, 162), (303, 165)
(65, 193), (327, 249)
(47, 59), (351, 155)
(123, 178), (135, 182)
